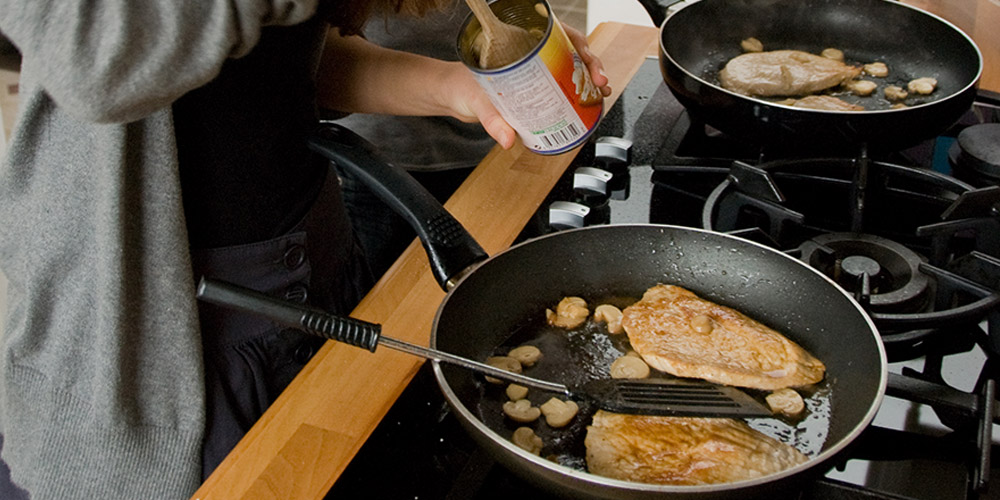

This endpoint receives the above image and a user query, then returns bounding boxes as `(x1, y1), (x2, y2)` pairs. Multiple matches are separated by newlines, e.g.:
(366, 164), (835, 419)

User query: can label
(459, 0), (603, 154)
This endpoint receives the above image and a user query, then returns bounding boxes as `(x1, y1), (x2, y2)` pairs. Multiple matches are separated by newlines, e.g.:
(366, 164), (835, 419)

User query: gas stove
(327, 58), (1000, 500)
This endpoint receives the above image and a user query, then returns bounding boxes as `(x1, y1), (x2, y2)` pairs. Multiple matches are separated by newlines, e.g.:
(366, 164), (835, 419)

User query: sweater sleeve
(0, 0), (318, 123)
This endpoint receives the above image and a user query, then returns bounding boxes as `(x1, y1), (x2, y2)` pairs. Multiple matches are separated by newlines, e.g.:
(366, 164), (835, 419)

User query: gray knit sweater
(0, 0), (317, 497)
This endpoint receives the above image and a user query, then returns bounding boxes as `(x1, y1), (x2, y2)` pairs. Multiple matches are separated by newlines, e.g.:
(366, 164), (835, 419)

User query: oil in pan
(458, 0), (604, 154)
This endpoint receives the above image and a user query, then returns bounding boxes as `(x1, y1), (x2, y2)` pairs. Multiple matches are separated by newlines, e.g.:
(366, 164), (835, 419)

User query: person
(0, 1), (610, 499)
(332, 1), (496, 276)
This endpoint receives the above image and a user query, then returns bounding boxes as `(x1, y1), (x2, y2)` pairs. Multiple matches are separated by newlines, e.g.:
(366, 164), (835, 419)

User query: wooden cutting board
(190, 21), (660, 500)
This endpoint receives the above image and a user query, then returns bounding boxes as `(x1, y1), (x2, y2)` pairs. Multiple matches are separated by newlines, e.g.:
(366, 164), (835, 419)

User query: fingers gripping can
(458, 0), (603, 155)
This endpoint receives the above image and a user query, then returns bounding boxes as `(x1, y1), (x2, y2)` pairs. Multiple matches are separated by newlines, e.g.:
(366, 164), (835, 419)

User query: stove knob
(594, 137), (633, 199)
(548, 201), (590, 231)
(594, 136), (633, 177)
(573, 166), (613, 205)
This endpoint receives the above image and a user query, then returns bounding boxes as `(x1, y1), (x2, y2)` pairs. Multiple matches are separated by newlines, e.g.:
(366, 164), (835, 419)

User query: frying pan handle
(634, 0), (687, 26)
(196, 277), (381, 351)
(307, 124), (488, 291)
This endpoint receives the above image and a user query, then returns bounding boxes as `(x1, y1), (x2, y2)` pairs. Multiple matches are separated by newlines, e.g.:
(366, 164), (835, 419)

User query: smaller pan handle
(307, 124), (488, 291)
(634, 0), (686, 26)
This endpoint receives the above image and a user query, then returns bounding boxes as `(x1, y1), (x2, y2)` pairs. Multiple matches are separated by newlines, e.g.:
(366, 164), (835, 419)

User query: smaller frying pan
(637, 0), (983, 152)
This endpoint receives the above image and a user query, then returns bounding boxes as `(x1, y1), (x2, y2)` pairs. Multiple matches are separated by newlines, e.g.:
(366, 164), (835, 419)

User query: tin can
(457, 0), (604, 155)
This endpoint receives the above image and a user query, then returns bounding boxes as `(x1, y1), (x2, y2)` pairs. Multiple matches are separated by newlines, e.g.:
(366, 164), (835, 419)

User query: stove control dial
(594, 136), (633, 176)
(548, 201), (590, 231)
(573, 166), (613, 206)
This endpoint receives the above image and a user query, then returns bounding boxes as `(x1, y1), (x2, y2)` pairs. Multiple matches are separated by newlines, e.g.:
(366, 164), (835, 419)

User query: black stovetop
(326, 59), (1000, 500)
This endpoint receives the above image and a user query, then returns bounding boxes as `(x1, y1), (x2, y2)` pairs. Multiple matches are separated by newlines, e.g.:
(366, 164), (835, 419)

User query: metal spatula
(196, 278), (772, 418)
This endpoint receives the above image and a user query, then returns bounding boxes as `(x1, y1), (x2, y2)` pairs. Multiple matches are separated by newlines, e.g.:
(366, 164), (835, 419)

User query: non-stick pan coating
(657, 0), (982, 151)
(431, 224), (886, 499)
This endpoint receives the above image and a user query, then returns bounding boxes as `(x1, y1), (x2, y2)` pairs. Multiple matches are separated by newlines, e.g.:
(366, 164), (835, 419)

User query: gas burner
(701, 158), (974, 252)
(798, 233), (930, 314)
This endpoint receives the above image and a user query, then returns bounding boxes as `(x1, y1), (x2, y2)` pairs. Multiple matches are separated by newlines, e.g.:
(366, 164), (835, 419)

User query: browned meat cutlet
(719, 50), (862, 97)
(585, 410), (808, 485)
(621, 284), (825, 390)
(777, 95), (865, 111)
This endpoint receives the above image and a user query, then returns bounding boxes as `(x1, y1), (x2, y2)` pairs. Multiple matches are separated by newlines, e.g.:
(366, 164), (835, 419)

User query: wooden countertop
(190, 22), (660, 500)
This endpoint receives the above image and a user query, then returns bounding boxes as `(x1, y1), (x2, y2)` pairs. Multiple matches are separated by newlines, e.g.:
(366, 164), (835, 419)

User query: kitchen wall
(586, 0), (653, 33)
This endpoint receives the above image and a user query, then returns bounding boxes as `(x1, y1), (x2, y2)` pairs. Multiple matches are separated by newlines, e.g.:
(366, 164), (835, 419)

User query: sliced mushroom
(503, 398), (541, 423)
(511, 426), (543, 455)
(506, 383), (529, 401)
(610, 355), (650, 379)
(485, 355), (522, 384)
(907, 77), (937, 95)
(508, 345), (542, 367)
(820, 48), (844, 61)
(845, 79), (877, 97)
(740, 37), (763, 53)
(546, 296), (589, 329)
(884, 85), (908, 101)
(539, 397), (580, 428)
(594, 304), (624, 334)
(533, 2), (548, 18)
(863, 62), (888, 78)
(766, 387), (806, 416)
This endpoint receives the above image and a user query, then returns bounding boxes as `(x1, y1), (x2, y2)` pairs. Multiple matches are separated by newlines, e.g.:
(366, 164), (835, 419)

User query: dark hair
(321, 0), (454, 36)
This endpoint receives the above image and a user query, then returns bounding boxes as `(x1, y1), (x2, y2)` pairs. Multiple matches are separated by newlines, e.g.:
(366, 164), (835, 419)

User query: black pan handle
(307, 124), (488, 290)
(196, 277), (382, 351)
(634, 0), (685, 26)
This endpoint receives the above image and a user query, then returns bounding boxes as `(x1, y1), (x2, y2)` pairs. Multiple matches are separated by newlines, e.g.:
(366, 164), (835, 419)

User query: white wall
(586, 0), (654, 34)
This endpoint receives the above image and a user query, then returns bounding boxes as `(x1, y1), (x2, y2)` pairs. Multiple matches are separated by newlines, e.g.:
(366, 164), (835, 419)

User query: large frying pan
(636, 0), (983, 152)
(297, 125), (887, 499)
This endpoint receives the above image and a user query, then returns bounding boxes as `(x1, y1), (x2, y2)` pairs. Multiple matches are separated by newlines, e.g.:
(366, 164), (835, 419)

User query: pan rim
(657, 0), (985, 116)
(431, 223), (888, 494)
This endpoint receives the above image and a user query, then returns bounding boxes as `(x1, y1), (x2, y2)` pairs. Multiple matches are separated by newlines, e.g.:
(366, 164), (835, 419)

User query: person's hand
(448, 22), (612, 150)
(443, 64), (519, 149)
(562, 23), (612, 99)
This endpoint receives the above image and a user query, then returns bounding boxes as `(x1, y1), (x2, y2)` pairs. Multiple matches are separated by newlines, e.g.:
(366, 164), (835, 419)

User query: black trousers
(192, 165), (373, 478)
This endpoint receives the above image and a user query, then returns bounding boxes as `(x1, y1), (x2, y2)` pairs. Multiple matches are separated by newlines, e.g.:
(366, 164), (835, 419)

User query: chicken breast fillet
(585, 410), (809, 485)
(719, 50), (862, 97)
(777, 95), (865, 111)
(621, 285), (825, 390)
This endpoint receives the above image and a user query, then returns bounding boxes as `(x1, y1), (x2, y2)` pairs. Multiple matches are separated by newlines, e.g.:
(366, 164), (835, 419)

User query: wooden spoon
(465, 0), (539, 69)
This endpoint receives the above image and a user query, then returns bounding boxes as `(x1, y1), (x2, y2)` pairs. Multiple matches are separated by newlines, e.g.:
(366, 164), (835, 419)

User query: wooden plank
(190, 22), (660, 500)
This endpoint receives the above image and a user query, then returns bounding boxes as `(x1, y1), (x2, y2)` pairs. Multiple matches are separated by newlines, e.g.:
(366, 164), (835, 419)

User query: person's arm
(316, 23), (610, 149)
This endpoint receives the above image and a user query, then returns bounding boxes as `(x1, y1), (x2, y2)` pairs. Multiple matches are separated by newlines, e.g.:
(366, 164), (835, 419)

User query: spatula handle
(196, 277), (570, 394)
(196, 277), (381, 351)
